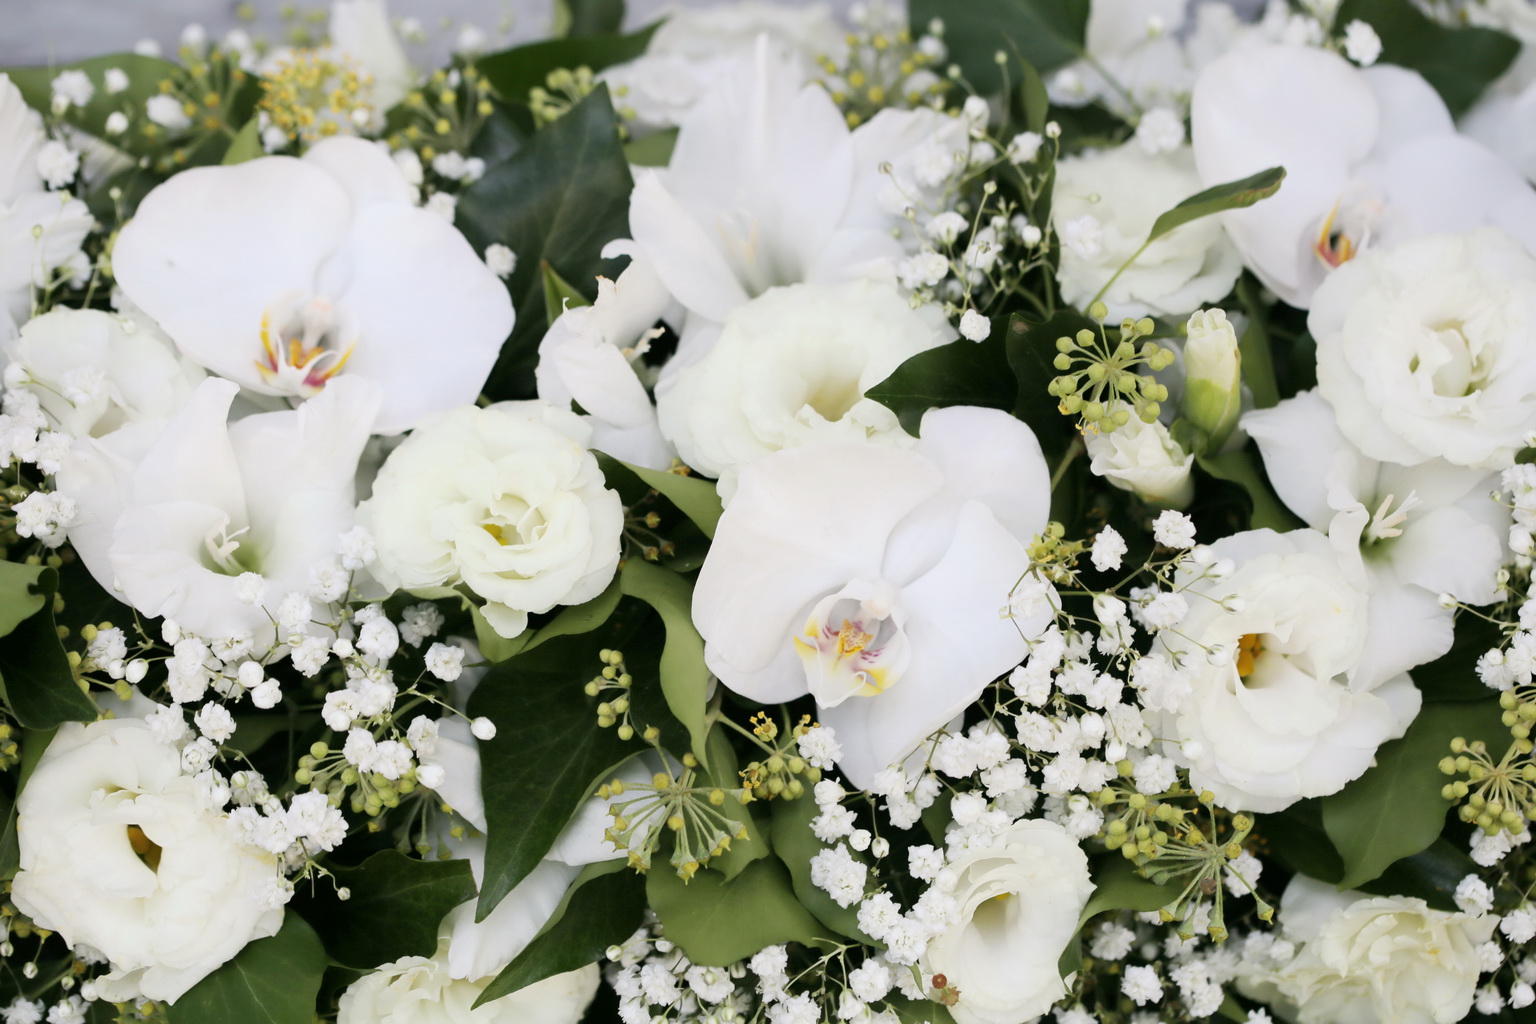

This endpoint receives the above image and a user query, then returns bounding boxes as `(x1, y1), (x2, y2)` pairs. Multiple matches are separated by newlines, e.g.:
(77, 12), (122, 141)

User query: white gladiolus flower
(57, 377), (379, 642)
(1310, 228), (1536, 470)
(693, 406), (1052, 788)
(11, 719), (283, 1004)
(1053, 142), (1242, 319)
(1151, 528), (1421, 811)
(2, 309), (205, 438)
(1085, 416), (1194, 509)
(920, 819), (1094, 1024)
(360, 401), (623, 639)
(112, 137), (513, 434)
(656, 280), (954, 500)
(338, 948), (597, 1024)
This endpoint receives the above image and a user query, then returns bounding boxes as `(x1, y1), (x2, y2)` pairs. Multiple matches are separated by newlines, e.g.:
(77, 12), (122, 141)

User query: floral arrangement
(3, 0), (1536, 1022)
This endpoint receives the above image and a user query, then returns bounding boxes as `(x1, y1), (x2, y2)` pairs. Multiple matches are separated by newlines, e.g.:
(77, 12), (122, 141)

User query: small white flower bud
(471, 717), (497, 741)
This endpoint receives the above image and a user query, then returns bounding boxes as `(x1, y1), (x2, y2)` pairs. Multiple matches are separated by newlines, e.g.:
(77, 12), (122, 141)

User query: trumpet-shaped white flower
(56, 376), (379, 642)
(694, 406), (1052, 788)
(112, 137), (512, 434)
(338, 946), (597, 1024)
(1191, 44), (1536, 308)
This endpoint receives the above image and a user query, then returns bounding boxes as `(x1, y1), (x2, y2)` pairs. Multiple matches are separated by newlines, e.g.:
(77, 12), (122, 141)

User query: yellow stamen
(1236, 633), (1264, 678)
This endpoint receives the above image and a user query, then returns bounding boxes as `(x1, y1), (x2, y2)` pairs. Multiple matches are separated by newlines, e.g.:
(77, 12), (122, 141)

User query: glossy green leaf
(618, 559), (710, 763)
(458, 86), (634, 401)
(888, 998), (959, 1024)
(301, 851), (477, 970)
(476, 24), (659, 109)
(167, 914), (325, 1024)
(1147, 167), (1286, 245)
(1358, 837), (1482, 912)
(1234, 275), (1279, 410)
(646, 856), (826, 966)
(0, 785), (16, 882)
(624, 128), (677, 167)
(700, 726), (768, 880)
(1413, 613), (1503, 703)
(596, 454), (723, 539)
(543, 260), (593, 327)
(0, 568), (97, 730)
(770, 795), (875, 944)
(1336, 0), (1518, 116)
(475, 860), (645, 1006)
(1006, 310), (1097, 463)
(1078, 856), (1176, 926)
(1197, 450), (1301, 534)
(1323, 699), (1505, 890)
(6, 54), (181, 159)
(908, 0), (1086, 91)
(222, 118), (263, 164)
(865, 318), (1017, 435)
(472, 560), (624, 665)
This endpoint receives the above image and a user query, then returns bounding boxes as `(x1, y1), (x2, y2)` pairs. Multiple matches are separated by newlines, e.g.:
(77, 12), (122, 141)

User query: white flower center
(1411, 321), (1489, 398)
(256, 293), (357, 397)
(203, 515), (256, 575)
(794, 581), (911, 708)
(1364, 490), (1420, 544)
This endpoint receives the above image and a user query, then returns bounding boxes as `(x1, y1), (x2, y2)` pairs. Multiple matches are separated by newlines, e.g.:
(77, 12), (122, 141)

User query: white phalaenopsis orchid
(112, 137), (512, 434)
(57, 376), (379, 641)
(0, 74), (93, 332)
(1191, 44), (1536, 308)
(693, 406), (1053, 788)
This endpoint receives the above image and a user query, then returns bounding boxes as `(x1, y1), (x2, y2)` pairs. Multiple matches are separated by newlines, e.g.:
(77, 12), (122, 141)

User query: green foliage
(475, 860), (646, 1007)
(1146, 167), (1286, 245)
(618, 559), (711, 764)
(1336, 0), (1519, 117)
(1414, 614), (1503, 703)
(0, 566), (96, 729)
(1322, 698), (1505, 890)
(476, 24), (659, 112)
(596, 455), (723, 539)
(1062, 856), (1176, 976)
(472, 578), (624, 664)
(1195, 450), (1301, 534)
(908, 0), (1087, 92)
(700, 726), (769, 879)
(624, 128), (677, 167)
(6, 55), (179, 159)
(300, 851), (477, 969)
(221, 119), (263, 164)
(555, 0), (626, 37)
(167, 914), (325, 1024)
(1357, 837), (1482, 912)
(457, 86), (635, 401)
(770, 794), (875, 944)
(0, 561), (49, 637)
(543, 261), (593, 327)
(646, 856), (826, 966)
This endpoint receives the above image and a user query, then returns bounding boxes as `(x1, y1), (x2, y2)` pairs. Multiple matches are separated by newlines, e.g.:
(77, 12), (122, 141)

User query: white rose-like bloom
(656, 280), (954, 500)
(11, 719), (283, 1003)
(112, 136), (513, 434)
(360, 401), (623, 639)
(1312, 228), (1536, 470)
(1250, 875), (1497, 1024)
(3, 309), (205, 438)
(1051, 142), (1242, 319)
(694, 406), (1052, 788)
(338, 947), (597, 1024)
(1085, 416), (1195, 509)
(1151, 528), (1421, 812)
(921, 820), (1094, 1024)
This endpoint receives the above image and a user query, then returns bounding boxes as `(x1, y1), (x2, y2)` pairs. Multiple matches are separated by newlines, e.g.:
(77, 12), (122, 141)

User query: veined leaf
(1147, 167), (1286, 245)
(167, 914), (324, 1024)
(646, 857), (825, 966)
(618, 559), (710, 764)
(299, 851), (477, 970)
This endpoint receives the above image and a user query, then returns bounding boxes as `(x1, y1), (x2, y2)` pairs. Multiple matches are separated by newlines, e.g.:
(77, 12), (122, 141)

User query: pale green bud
(1181, 308), (1242, 450)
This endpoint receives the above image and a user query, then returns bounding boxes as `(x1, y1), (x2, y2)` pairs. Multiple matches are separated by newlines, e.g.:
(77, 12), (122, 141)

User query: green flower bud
(1180, 308), (1242, 451)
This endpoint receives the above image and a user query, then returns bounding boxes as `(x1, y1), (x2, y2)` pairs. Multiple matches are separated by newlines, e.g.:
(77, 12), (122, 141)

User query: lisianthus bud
(1085, 416), (1194, 509)
(1181, 308), (1242, 450)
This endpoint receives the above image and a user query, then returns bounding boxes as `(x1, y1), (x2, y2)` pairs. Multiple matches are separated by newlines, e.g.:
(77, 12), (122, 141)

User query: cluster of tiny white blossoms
(0, 384), (79, 548)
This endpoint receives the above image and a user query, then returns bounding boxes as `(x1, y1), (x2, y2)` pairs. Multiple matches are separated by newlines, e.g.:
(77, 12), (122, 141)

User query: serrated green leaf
(647, 856), (826, 966)
(475, 859), (644, 1007)
(909, 0), (1086, 92)
(477, 24), (660, 110)
(618, 559), (709, 763)
(1323, 699), (1505, 891)
(299, 851), (477, 970)
(1197, 450), (1301, 534)
(543, 260), (593, 327)
(700, 727), (767, 880)
(770, 795), (875, 944)
(0, 567), (97, 730)
(1336, 0), (1518, 117)
(1147, 167), (1286, 245)
(167, 914), (324, 1024)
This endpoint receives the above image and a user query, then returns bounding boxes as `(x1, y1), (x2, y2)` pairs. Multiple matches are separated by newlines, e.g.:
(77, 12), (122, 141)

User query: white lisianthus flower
(338, 948), (597, 1024)
(57, 377), (378, 642)
(112, 137), (513, 434)
(1052, 142), (1242, 319)
(360, 401), (623, 639)
(693, 406), (1053, 788)
(1311, 228), (1536, 470)
(0, 74), (93, 330)
(656, 279), (954, 500)
(11, 719), (283, 1004)
(1151, 528), (1421, 812)
(1085, 416), (1194, 509)
(2, 309), (205, 438)
(921, 819), (1094, 1024)
(1246, 875), (1497, 1024)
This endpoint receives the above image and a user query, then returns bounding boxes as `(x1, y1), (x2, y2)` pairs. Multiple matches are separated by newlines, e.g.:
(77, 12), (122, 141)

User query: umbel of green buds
(1180, 308), (1242, 451)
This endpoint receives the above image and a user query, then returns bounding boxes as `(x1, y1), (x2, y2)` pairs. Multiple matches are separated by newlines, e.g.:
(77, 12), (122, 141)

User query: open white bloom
(329, 0), (416, 110)
(1311, 228), (1536, 470)
(694, 406), (1052, 788)
(3, 309), (205, 438)
(535, 244), (679, 471)
(112, 136), (513, 434)
(1152, 528), (1421, 812)
(1192, 44), (1536, 308)
(657, 279), (954, 500)
(57, 376), (378, 641)
(921, 819), (1094, 1024)
(11, 719), (282, 1004)
(1247, 875), (1497, 1024)
(1085, 416), (1195, 509)
(338, 946), (597, 1024)
(1052, 142), (1241, 319)
(360, 401), (623, 639)
(1049, 0), (1194, 118)
(0, 74), (93, 330)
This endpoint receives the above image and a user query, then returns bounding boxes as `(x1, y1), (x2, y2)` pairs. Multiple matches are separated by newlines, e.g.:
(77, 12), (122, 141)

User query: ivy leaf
(769, 795), (875, 944)
(0, 567), (98, 730)
(167, 914), (325, 1024)
(865, 321), (1016, 436)
(1006, 310), (1097, 463)
(646, 857), (826, 966)
(1413, 614), (1503, 703)
(475, 860), (645, 1007)
(617, 559), (710, 764)
(1061, 857), (1175, 978)
(1322, 699), (1505, 891)
(299, 851), (477, 970)
(1146, 167), (1286, 245)
(1336, 0), (1518, 117)
(1358, 838), (1482, 912)
(596, 454), (722, 539)
(908, 0), (1086, 92)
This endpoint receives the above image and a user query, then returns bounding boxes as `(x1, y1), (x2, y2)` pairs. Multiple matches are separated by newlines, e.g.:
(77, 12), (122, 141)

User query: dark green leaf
(0, 784), (16, 882)
(1196, 450), (1300, 533)
(0, 568), (97, 729)
(1147, 167), (1286, 245)
(1264, 799), (1344, 884)
(472, 560), (624, 665)
(1235, 275), (1279, 410)
(475, 860), (645, 1006)
(476, 25), (660, 109)
(458, 87), (634, 401)
(1017, 59), (1050, 135)
(909, 0), (1086, 91)
(1336, 0), (1519, 117)
(167, 914), (325, 1024)
(646, 856), (826, 966)
(770, 795), (875, 944)
(1323, 698), (1504, 890)
(618, 559), (710, 763)
(222, 119), (263, 164)
(558, 0), (627, 37)
(1358, 837), (1482, 912)
(866, 320), (1017, 435)
(6, 55), (181, 160)
(1079, 856), (1176, 925)
(699, 726), (768, 880)
(600, 458), (723, 540)
(888, 997), (959, 1024)
(0, 561), (48, 638)
(624, 128), (677, 167)
(544, 260), (593, 327)
(1414, 614), (1503, 703)
(1006, 310), (1096, 462)
(300, 851), (477, 970)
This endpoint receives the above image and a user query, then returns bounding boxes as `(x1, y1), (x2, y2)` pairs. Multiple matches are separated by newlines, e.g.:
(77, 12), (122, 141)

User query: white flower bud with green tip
(1180, 307), (1242, 451)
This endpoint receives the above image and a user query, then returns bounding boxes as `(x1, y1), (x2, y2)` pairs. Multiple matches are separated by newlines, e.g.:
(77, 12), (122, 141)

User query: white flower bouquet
(2, 0), (1536, 1022)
